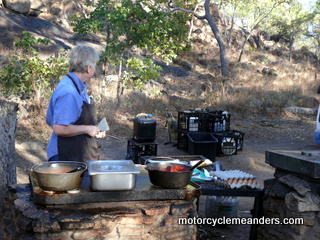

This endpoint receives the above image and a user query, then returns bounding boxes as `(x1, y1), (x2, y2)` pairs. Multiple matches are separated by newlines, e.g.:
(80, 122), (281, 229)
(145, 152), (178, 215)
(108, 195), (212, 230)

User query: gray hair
(69, 44), (100, 73)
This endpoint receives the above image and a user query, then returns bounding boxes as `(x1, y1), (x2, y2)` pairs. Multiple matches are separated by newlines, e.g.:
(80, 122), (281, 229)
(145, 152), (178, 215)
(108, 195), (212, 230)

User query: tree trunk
(116, 60), (123, 110)
(168, 0), (228, 76)
(316, 42), (320, 84)
(203, 0), (228, 76)
(0, 100), (18, 207)
(238, 32), (252, 62)
(289, 34), (294, 63)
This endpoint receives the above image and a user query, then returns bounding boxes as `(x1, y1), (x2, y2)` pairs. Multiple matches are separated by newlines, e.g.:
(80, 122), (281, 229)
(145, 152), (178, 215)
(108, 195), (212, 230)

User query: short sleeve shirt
(46, 72), (90, 159)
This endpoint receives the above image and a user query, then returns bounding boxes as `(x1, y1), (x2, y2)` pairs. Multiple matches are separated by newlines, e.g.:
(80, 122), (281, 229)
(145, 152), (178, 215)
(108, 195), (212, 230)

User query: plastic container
(205, 196), (239, 219)
(207, 111), (231, 132)
(187, 132), (217, 161)
(315, 105), (320, 144)
(189, 117), (199, 131)
(177, 111), (208, 132)
(133, 114), (156, 142)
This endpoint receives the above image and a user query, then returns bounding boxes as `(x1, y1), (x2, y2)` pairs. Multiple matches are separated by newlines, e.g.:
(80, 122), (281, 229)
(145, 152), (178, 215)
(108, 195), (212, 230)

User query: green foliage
(0, 32), (68, 107)
(123, 57), (162, 90)
(302, 1), (320, 55)
(71, 0), (189, 91)
(0, 56), (30, 95)
(15, 31), (50, 56)
(270, 1), (311, 39)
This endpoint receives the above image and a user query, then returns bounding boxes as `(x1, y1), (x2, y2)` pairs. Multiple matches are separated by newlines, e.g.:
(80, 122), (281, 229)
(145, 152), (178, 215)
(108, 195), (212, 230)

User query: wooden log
(0, 100), (18, 207)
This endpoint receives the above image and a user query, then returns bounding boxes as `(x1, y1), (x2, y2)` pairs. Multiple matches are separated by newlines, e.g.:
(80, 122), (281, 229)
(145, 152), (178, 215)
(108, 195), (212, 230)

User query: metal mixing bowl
(31, 161), (87, 191)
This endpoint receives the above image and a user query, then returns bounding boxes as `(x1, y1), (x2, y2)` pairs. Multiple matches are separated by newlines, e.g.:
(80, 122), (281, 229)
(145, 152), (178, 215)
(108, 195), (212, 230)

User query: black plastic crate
(177, 130), (188, 151)
(187, 132), (218, 161)
(178, 111), (209, 132)
(126, 138), (158, 164)
(207, 111), (231, 132)
(213, 130), (245, 156)
(231, 130), (245, 151)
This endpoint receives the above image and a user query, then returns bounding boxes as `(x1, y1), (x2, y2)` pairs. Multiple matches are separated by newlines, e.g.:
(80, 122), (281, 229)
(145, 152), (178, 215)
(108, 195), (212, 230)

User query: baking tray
(29, 165), (201, 206)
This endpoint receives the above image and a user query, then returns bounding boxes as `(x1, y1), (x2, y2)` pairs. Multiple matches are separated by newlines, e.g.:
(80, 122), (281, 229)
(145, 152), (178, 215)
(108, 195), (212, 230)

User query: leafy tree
(123, 58), (162, 90)
(0, 31), (68, 110)
(270, 0), (314, 62)
(304, 1), (320, 81)
(167, 0), (229, 76)
(218, 0), (252, 47)
(71, 0), (190, 108)
(236, 0), (285, 62)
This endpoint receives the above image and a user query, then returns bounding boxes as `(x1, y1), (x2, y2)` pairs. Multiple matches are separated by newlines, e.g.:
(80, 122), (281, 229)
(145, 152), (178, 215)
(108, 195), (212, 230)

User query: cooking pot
(144, 157), (180, 165)
(31, 161), (87, 191)
(145, 161), (194, 189)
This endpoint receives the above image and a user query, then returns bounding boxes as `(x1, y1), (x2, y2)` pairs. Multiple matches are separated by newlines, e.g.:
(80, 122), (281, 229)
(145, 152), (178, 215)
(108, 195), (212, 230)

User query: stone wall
(0, 100), (18, 207)
(258, 169), (320, 240)
(0, 184), (198, 240)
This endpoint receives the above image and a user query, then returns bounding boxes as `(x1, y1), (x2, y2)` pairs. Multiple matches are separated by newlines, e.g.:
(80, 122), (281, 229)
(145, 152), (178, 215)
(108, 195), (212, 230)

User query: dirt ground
(14, 113), (320, 239)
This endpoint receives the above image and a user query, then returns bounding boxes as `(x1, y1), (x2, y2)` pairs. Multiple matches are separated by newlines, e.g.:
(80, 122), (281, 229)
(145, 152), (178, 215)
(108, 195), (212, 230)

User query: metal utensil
(190, 160), (205, 171)
(67, 166), (84, 173)
(98, 117), (109, 131)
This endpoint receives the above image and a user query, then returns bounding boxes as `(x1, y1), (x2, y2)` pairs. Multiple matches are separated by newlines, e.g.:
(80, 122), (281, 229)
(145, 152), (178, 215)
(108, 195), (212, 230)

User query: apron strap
(67, 73), (81, 95)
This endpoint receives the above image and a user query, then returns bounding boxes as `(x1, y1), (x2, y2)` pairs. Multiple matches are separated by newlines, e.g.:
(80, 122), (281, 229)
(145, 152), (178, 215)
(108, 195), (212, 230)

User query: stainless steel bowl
(145, 162), (193, 189)
(31, 161), (87, 191)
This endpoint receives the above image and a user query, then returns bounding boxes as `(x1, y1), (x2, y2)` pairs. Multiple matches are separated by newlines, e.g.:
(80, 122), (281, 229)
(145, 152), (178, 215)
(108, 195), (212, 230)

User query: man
(46, 44), (105, 162)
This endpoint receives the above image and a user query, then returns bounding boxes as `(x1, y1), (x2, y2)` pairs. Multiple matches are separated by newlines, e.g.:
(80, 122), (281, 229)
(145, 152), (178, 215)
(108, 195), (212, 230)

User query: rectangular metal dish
(88, 160), (140, 191)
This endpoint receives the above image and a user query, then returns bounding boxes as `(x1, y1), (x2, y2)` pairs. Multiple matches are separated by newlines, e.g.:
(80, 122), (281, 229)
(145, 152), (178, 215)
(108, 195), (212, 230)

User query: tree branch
(167, 0), (206, 19)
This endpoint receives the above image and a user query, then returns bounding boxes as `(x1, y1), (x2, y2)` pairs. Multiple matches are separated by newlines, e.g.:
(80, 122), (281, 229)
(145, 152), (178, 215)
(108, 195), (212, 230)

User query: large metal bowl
(31, 161), (87, 191)
(145, 162), (193, 189)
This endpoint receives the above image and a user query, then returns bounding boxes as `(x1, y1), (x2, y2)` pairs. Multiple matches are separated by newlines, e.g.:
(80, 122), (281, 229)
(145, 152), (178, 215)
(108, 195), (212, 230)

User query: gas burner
(41, 190), (56, 195)
(67, 188), (80, 194)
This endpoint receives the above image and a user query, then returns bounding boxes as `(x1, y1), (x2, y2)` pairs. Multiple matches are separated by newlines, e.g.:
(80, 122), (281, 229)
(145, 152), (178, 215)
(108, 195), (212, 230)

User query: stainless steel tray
(88, 160), (140, 175)
(88, 160), (140, 191)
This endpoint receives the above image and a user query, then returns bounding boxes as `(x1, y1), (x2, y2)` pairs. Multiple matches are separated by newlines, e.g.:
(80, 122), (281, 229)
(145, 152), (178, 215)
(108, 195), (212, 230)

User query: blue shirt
(46, 72), (90, 159)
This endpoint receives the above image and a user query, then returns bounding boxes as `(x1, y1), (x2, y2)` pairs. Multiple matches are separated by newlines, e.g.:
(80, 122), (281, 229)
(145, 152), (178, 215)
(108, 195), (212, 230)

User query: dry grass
(2, 41), (319, 144)
(200, 49), (319, 117)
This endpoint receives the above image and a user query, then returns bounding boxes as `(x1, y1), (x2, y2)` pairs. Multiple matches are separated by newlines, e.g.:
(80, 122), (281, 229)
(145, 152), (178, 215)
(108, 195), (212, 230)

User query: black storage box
(187, 132), (217, 161)
(177, 111), (208, 132)
(206, 110), (231, 132)
(133, 115), (156, 142)
(213, 130), (245, 156)
(177, 130), (188, 151)
(126, 138), (158, 164)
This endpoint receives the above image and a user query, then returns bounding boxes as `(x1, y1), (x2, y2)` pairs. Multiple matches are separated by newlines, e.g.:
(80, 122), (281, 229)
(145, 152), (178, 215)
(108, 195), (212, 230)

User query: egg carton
(209, 170), (260, 189)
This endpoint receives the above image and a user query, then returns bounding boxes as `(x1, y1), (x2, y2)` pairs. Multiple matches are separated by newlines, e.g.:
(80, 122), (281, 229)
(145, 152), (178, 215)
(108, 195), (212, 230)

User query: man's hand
(95, 131), (106, 138)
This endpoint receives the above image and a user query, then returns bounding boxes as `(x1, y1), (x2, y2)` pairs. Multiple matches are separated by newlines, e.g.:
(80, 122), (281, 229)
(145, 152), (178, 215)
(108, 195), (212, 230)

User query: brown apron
(57, 74), (100, 162)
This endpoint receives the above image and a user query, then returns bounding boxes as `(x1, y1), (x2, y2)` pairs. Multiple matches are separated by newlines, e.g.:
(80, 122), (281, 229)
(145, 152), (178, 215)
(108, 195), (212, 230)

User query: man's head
(69, 44), (100, 73)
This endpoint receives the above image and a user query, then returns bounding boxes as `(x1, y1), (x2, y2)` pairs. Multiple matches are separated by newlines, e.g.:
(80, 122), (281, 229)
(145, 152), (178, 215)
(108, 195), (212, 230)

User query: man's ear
(86, 65), (90, 73)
